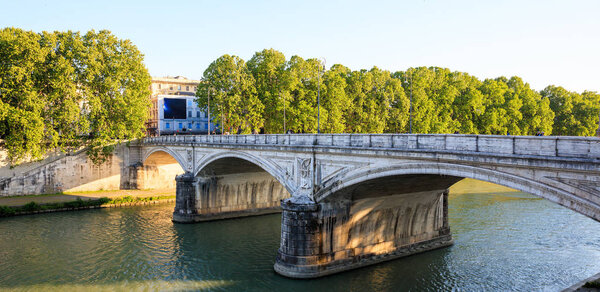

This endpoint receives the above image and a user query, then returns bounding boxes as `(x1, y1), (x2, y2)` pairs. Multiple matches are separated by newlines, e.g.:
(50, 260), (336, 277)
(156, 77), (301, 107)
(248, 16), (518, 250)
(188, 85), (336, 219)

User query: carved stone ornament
(187, 150), (193, 170)
(298, 158), (312, 189)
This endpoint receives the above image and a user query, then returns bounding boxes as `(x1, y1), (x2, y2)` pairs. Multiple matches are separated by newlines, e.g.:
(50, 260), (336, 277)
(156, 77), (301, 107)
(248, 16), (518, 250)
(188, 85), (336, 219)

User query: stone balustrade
(143, 134), (600, 160)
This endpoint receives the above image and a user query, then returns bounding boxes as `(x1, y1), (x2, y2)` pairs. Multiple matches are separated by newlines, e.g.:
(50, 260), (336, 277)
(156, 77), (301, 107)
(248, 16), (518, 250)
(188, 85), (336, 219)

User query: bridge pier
(172, 171), (290, 223)
(173, 172), (198, 223)
(275, 190), (453, 278)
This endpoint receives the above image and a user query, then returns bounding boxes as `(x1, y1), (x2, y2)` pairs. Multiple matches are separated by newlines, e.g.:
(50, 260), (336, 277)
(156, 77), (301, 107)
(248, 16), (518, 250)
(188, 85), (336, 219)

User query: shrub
(0, 206), (16, 216)
(22, 202), (41, 212)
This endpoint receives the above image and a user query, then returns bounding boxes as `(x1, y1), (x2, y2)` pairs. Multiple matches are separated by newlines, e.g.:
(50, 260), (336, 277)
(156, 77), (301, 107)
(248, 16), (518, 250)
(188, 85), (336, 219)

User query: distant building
(146, 76), (215, 136)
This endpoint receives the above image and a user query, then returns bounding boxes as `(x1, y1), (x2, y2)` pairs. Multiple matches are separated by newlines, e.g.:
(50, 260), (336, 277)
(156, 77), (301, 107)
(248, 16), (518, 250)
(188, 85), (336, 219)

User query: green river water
(1, 179), (599, 291)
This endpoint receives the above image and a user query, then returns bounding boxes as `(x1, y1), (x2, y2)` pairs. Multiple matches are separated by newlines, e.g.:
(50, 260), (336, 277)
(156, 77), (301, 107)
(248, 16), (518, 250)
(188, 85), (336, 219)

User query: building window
(178, 123), (183, 129)
(166, 123), (170, 129)
(196, 111), (200, 118)
(188, 111), (192, 118)
(187, 99), (193, 107)
(158, 84), (161, 89)
(196, 123), (200, 129)
(205, 123), (209, 130)
(188, 122), (192, 129)
(178, 85), (181, 91)
(186, 86), (190, 91)
(170, 86), (173, 90)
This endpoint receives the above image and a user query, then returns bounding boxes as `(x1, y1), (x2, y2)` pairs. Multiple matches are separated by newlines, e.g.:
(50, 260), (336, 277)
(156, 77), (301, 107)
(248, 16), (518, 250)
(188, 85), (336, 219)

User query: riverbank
(0, 189), (175, 217)
(563, 272), (600, 292)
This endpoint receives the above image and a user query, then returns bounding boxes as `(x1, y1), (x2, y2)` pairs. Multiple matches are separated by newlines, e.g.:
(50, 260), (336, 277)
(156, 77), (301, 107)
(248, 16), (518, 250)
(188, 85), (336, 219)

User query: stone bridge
(132, 134), (600, 278)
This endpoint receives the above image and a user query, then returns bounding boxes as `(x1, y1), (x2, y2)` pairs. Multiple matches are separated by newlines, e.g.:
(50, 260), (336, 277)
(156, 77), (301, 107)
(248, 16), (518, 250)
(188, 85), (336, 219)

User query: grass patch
(0, 195), (175, 217)
(1, 192), (66, 199)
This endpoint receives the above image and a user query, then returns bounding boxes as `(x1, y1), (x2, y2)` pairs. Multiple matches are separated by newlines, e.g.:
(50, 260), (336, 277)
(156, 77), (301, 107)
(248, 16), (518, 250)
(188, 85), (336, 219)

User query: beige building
(146, 76), (202, 136)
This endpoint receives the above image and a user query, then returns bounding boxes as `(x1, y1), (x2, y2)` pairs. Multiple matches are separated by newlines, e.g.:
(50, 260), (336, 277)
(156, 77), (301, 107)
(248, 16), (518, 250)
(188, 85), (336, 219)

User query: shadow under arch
(315, 162), (600, 222)
(194, 150), (294, 196)
(173, 150), (292, 222)
(140, 148), (186, 190)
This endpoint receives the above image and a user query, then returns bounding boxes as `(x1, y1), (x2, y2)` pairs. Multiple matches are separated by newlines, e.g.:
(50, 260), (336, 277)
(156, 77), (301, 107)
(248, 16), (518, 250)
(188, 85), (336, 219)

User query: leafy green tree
(507, 77), (554, 135)
(545, 86), (600, 136)
(321, 64), (352, 133)
(542, 85), (578, 135)
(0, 28), (48, 163)
(80, 30), (151, 161)
(283, 56), (322, 133)
(449, 72), (485, 134)
(0, 28), (151, 165)
(477, 78), (510, 134)
(247, 49), (288, 133)
(394, 68), (438, 133)
(196, 54), (263, 134)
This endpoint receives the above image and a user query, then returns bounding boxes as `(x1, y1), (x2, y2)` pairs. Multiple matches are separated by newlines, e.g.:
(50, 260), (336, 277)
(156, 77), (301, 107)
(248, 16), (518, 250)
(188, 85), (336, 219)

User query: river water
(1, 179), (599, 291)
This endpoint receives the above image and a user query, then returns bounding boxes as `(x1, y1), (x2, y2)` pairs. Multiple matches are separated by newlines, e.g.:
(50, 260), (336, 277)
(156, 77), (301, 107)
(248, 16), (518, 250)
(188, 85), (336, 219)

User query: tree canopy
(196, 49), (598, 136)
(0, 28), (151, 165)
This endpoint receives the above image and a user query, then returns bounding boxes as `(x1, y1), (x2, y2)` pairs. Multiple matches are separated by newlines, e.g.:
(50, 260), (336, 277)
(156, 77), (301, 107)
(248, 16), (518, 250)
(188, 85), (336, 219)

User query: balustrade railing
(142, 134), (600, 160)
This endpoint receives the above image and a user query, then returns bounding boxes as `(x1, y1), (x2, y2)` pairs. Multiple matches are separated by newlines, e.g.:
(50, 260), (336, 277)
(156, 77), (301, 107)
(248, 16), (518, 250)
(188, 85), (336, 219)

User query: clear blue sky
(2, 0), (599, 93)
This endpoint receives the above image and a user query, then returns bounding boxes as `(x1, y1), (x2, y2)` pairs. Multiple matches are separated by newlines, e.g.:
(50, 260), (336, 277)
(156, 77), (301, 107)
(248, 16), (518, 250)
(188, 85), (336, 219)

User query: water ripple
(0, 192), (599, 291)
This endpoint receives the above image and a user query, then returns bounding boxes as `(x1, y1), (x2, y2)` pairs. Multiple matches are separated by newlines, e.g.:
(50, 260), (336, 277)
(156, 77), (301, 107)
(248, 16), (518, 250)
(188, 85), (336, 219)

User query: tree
(542, 85), (578, 135)
(81, 30), (151, 161)
(0, 28), (151, 165)
(449, 72), (485, 134)
(321, 64), (352, 133)
(284, 56), (322, 133)
(247, 49), (288, 133)
(196, 54), (263, 134)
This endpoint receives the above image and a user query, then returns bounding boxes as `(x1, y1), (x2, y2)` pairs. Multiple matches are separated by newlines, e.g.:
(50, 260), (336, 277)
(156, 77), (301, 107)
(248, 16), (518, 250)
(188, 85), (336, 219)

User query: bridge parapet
(143, 134), (600, 160)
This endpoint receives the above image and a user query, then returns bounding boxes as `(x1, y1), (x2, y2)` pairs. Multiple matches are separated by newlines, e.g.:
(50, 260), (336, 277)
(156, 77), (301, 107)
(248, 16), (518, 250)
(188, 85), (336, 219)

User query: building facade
(146, 76), (215, 136)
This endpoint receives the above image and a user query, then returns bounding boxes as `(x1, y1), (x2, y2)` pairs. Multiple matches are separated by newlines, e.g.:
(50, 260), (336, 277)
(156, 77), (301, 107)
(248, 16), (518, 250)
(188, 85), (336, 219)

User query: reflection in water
(2, 280), (233, 292)
(0, 179), (599, 291)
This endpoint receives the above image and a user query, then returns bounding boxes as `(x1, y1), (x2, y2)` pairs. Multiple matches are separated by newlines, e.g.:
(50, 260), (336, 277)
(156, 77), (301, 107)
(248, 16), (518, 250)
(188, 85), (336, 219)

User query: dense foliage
(0, 28), (151, 165)
(197, 49), (599, 136)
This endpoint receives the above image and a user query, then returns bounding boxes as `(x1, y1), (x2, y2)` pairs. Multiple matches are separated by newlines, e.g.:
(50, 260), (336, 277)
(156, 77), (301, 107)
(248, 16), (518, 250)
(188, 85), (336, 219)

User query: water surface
(1, 179), (599, 291)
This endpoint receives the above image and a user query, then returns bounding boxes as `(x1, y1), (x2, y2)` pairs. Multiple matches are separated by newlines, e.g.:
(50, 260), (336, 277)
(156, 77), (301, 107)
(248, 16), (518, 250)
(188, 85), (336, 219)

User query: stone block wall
(0, 145), (129, 196)
(275, 190), (452, 278)
(173, 171), (290, 222)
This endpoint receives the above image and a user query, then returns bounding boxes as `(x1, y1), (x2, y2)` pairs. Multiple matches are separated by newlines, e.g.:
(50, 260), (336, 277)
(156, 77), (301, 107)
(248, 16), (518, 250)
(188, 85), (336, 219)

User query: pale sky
(2, 0), (599, 93)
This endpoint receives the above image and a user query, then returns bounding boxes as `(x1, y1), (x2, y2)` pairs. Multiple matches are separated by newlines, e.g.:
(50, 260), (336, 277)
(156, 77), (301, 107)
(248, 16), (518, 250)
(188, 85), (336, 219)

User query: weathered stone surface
(172, 171), (290, 223)
(275, 190), (452, 278)
(0, 145), (128, 196)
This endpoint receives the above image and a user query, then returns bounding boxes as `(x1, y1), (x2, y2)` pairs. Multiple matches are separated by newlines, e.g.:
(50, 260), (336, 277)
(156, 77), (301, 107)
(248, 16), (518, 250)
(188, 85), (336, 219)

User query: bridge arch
(143, 146), (187, 170)
(194, 150), (294, 195)
(139, 147), (186, 189)
(315, 162), (600, 221)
